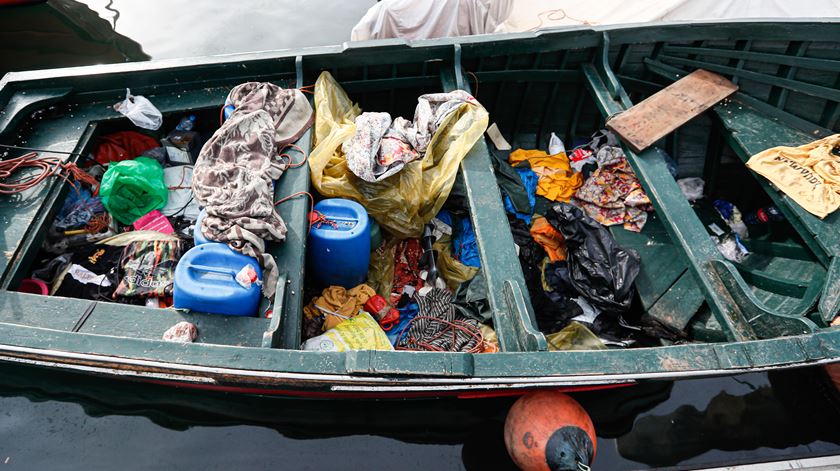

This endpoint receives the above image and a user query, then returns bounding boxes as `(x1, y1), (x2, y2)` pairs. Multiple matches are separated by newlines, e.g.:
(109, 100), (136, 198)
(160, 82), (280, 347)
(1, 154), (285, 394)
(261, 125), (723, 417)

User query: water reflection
(617, 368), (840, 468)
(0, 0), (148, 76)
(1, 361), (836, 469)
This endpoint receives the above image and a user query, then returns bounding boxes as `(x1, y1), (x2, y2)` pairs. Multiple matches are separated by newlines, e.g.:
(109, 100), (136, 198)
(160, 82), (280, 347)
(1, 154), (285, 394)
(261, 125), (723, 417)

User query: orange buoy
(504, 391), (596, 471)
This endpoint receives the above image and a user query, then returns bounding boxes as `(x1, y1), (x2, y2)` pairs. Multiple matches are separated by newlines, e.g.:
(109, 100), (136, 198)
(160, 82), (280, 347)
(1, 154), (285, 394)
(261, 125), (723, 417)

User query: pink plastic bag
(133, 210), (174, 234)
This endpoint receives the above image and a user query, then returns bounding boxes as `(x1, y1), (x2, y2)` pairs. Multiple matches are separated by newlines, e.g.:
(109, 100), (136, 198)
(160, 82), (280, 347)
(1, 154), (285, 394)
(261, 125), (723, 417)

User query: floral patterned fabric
(342, 90), (474, 183)
(342, 112), (419, 182)
(571, 147), (653, 232)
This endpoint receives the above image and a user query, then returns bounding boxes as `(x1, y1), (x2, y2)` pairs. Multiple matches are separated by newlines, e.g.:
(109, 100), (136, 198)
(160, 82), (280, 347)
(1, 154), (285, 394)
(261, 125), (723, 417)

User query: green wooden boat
(0, 19), (838, 398)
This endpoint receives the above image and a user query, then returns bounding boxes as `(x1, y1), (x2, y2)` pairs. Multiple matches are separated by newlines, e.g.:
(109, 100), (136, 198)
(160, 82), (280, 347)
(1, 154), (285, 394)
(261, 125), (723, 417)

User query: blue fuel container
(174, 243), (262, 316)
(193, 208), (210, 245)
(308, 199), (370, 288)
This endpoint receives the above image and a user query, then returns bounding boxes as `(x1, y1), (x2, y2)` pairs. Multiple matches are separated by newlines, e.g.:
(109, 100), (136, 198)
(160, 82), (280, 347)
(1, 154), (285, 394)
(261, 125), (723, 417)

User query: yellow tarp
(309, 71), (489, 238)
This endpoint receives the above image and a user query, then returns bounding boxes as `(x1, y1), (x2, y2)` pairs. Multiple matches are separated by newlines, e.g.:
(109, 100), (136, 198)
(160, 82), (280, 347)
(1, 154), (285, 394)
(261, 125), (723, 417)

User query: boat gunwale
(0, 319), (836, 385)
(2, 18), (839, 91)
(0, 332), (837, 393)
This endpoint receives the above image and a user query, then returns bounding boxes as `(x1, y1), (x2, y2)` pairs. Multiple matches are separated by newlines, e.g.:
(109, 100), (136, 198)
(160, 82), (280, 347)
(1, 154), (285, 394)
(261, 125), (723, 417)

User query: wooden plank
(610, 215), (688, 311)
(660, 55), (840, 102)
(606, 69), (737, 152)
(647, 272), (705, 331)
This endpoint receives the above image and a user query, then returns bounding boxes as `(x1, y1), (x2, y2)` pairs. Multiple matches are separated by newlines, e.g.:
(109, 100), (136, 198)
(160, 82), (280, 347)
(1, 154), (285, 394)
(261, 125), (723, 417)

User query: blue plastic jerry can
(173, 243), (262, 317)
(308, 199), (370, 289)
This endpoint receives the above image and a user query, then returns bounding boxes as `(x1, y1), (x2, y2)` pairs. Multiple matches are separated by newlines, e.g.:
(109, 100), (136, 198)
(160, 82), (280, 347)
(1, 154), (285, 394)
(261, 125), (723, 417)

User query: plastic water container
(308, 199), (370, 288)
(174, 243), (262, 316)
(193, 208), (209, 245)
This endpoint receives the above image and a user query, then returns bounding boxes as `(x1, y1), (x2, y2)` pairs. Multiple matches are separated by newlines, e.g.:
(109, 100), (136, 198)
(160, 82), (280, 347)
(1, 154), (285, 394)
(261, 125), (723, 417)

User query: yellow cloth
(530, 215), (566, 262)
(746, 134), (840, 218)
(303, 284), (376, 331)
(509, 149), (583, 201)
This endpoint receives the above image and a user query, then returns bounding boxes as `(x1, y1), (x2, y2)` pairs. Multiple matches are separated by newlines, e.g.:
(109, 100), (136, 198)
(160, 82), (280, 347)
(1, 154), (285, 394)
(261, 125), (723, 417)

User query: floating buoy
(504, 391), (596, 471)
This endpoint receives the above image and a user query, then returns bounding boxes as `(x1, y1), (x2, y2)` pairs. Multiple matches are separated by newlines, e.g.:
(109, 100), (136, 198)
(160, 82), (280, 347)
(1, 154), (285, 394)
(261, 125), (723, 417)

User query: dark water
(1, 1), (840, 469)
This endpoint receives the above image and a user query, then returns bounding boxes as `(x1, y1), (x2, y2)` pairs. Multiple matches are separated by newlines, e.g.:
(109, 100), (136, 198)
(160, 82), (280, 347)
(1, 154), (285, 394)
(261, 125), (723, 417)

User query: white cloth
(351, 0), (512, 41)
(352, 0), (840, 40)
(493, 0), (840, 32)
(161, 165), (200, 221)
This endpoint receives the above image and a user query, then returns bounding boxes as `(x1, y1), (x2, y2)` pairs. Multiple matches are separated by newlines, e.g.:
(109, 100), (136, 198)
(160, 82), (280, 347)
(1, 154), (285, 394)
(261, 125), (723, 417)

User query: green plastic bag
(100, 157), (168, 225)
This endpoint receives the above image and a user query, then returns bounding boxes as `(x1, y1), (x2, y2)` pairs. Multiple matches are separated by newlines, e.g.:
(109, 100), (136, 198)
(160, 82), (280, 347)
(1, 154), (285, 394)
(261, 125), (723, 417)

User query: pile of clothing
(193, 82), (313, 298)
(308, 71), (488, 238)
(494, 131), (654, 234)
(25, 82), (314, 342)
(32, 120), (199, 311)
(301, 209), (498, 354)
(490, 130), (663, 349)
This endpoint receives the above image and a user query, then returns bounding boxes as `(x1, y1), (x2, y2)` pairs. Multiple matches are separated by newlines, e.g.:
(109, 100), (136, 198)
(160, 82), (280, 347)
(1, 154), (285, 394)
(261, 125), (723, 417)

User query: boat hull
(0, 19), (839, 398)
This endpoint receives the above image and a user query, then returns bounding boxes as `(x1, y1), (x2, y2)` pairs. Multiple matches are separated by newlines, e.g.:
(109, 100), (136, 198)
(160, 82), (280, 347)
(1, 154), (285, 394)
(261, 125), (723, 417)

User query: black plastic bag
(546, 203), (640, 313)
(452, 271), (492, 323)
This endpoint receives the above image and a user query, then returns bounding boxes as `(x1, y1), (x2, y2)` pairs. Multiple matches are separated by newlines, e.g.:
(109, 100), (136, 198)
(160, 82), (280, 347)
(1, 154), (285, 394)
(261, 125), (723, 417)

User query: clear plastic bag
(113, 88), (163, 130)
(677, 177), (705, 202)
(309, 71), (488, 238)
(367, 238), (398, 299)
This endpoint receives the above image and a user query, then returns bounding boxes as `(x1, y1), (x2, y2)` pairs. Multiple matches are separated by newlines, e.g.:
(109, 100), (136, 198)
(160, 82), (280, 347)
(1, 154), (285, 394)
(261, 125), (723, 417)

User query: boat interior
(0, 21), (838, 371)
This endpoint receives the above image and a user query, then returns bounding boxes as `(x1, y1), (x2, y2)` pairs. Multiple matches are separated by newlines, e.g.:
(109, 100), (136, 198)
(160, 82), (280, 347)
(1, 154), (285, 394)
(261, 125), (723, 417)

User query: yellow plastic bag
(366, 237), (398, 299)
(434, 234), (478, 291)
(301, 312), (393, 352)
(546, 322), (607, 351)
(310, 71), (489, 238)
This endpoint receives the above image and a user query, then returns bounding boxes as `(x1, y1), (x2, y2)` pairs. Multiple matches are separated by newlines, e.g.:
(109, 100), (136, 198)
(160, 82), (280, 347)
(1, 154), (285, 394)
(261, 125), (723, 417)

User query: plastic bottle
(743, 205), (785, 225)
(175, 115), (196, 132)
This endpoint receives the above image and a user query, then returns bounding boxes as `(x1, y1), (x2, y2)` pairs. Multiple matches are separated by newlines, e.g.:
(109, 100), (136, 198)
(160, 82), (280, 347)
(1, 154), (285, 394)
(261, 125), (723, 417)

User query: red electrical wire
(465, 71), (479, 98)
(394, 315), (484, 353)
(273, 191), (315, 232)
(278, 143), (308, 168)
(0, 152), (98, 195)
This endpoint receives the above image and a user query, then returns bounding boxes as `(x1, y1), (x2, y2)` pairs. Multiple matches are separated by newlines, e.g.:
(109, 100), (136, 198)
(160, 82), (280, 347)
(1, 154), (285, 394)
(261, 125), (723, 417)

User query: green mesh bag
(99, 157), (168, 225)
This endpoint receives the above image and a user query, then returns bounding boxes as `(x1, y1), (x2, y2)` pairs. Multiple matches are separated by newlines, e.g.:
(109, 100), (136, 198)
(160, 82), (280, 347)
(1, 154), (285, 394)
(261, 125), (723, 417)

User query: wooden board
(607, 69), (738, 152)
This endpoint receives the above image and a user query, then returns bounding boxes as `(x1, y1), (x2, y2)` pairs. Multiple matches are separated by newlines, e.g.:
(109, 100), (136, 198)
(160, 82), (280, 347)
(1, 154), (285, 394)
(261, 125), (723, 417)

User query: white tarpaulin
(351, 0), (512, 41)
(351, 0), (840, 40)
